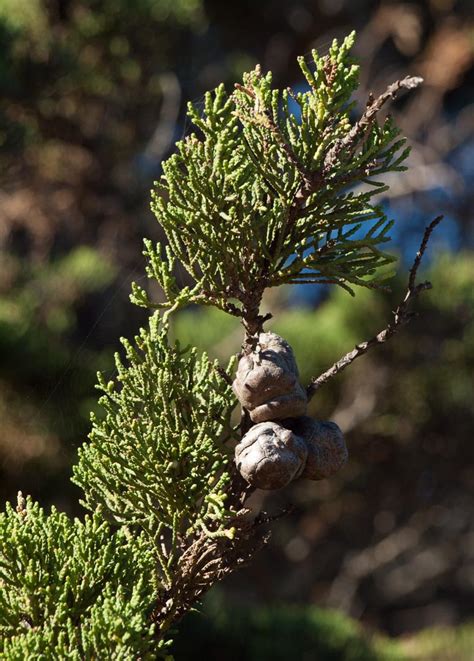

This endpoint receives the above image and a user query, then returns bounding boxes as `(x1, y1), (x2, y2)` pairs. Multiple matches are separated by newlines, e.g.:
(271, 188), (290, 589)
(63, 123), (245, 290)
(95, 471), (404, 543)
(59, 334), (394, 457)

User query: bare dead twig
(323, 75), (424, 172)
(306, 216), (443, 400)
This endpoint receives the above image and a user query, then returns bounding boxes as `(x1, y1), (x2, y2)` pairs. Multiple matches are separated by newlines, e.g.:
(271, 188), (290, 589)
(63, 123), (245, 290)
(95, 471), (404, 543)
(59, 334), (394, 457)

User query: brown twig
(323, 75), (424, 172)
(306, 216), (443, 400)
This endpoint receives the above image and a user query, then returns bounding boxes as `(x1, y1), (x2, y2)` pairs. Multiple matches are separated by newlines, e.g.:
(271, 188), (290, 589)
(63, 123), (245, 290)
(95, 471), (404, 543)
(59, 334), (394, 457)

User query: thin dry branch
(306, 216), (443, 400)
(323, 75), (424, 172)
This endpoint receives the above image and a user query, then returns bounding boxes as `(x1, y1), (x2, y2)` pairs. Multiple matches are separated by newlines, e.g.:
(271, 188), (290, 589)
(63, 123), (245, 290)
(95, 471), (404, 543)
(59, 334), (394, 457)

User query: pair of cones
(233, 333), (347, 490)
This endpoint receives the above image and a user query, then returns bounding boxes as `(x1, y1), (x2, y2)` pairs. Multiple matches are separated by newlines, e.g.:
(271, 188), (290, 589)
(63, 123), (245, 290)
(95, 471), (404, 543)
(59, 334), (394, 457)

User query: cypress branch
(134, 32), (418, 336)
(0, 33), (437, 657)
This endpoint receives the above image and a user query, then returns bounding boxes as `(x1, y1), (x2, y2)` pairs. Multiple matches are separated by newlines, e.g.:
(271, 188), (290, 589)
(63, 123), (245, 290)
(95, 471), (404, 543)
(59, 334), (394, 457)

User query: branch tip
(306, 216), (443, 399)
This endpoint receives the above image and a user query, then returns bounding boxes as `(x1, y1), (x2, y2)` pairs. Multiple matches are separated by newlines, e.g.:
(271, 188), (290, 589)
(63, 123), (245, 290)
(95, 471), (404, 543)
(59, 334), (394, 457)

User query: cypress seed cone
(286, 416), (348, 480)
(235, 421), (308, 490)
(233, 332), (307, 423)
(235, 417), (348, 490)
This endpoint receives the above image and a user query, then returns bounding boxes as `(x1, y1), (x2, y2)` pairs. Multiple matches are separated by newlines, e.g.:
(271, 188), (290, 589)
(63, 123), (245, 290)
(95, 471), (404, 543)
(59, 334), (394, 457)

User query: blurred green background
(0, 1), (473, 658)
